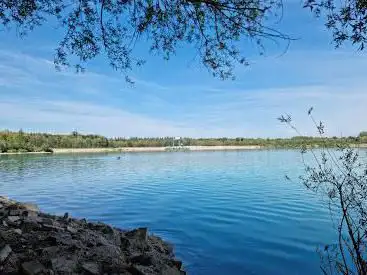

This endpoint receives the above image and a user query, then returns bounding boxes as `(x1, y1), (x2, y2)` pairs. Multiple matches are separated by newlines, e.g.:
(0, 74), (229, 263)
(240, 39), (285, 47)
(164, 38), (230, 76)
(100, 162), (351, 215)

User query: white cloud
(0, 48), (366, 138)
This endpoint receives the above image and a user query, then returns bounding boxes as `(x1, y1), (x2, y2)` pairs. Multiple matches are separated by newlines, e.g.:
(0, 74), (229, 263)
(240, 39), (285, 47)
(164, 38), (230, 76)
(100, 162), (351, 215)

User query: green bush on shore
(0, 130), (366, 153)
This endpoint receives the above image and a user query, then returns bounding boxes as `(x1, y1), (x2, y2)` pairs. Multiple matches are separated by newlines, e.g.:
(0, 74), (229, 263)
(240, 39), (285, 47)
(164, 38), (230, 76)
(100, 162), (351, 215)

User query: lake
(0, 150), (337, 274)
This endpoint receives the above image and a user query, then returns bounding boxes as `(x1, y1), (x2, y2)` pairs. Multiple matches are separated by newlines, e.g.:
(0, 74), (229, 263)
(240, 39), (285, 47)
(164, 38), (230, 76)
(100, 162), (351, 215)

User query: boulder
(0, 245), (12, 263)
(22, 203), (39, 213)
(81, 262), (100, 275)
(9, 209), (25, 216)
(51, 257), (76, 273)
(13, 229), (22, 235)
(42, 246), (58, 257)
(130, 254), (153, 266)
(127, 228), (148, 242)
(0, 197), (185, 275)
(161, 265), (185, 275)
(7, 216), (20, 223)
(21, 260), (47, 275)
(66, 225), (77, 234)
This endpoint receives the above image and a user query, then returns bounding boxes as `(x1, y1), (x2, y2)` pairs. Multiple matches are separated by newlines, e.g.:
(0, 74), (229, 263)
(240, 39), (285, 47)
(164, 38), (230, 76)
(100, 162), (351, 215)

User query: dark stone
(126, 228), (148, 242)
(7, 216), (20, 223)
(51, 257), (76, 273)
(0, 197), (185, 275)
(161, 266), (183, 275)
(22, 203), (39, 213)
(42, 246), (58, 257)
(9, 209), (24, 216)
(21, 260), (47, 275)
(0, 252), (19, 274)
(42, 218), (54, 225)
(26, 211), (39, 218)
(82, 262), (100, 275)
(41, 224), (64, 232)
(13, 229), (22, 235)
(130, 254), (153, 266)
(42, 236), (57, 246)
(171, 260), (183, 269)
(0, 244), (12, 263)
(127, 265), (148, 275)
(66, 225), (77, 234)
(63, 212), (69, 220)
(0, 208), (7, 217)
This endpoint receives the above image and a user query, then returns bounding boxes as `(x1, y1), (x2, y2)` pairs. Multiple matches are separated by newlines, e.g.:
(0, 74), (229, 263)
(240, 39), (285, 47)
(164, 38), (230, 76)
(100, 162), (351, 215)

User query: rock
(82, 262), (100, 275)
(0, 196), (10, 203)
(22, 217), (42, 232)
(63, 212), (69, 220)
(66, 225), (77, 234)
(130, 254), (153, 266)
(21, 260), (47, 275)
(42, 246), (58, 257)
(0, 245), (12, 263)
(161, 265), (184, 275)
(42, 218), (54, 225)
(127, 227), (148, 242)
(22, 203), (39, 212)
(0, 252), (19, 274)
(26, 211), (39, 218)
(13, 229), (22, 235)
(42, 224), (64, 232)
(7, 216), (20, 226)
(9, 209), (25, 216)
(0, 197), (185, 275)
(171, 260), (183, 269)
(0, 208), (7, 217)
(128, 265), (149, 275)
(51, 257), (76, 273)
(42, 236), (58, 246)
(7, 216), (20, 223)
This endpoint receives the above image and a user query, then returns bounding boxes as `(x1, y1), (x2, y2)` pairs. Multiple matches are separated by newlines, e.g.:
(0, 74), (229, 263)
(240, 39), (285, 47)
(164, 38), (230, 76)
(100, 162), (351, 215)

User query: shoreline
(52, 145), (263, 154)
(1, 144), (366, 155)
(0, 196), (185, 274)
(0, 145), (263, 155)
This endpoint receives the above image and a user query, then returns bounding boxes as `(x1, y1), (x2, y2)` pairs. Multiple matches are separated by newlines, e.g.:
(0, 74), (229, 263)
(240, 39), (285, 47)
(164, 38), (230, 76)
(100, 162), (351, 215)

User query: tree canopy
(1, 0), (366, 80)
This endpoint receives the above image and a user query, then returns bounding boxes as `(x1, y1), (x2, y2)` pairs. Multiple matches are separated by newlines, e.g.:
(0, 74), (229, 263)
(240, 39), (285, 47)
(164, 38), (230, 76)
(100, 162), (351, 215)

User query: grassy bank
(1, 130), (366, 153)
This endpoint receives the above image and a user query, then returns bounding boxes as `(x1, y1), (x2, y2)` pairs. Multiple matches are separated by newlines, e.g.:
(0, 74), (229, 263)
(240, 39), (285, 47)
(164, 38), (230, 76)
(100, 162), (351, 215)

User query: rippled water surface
(0, 150), (340, 274)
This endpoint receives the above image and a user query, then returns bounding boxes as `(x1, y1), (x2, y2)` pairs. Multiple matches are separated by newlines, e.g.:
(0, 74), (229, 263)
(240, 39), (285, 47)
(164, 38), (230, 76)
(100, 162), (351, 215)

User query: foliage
(279, 108), (367, 275)
(2, 0), (366, 80)
(0, 0), (289, 80)
(0, 129), (365, 153)
(304, 0), (367, 50)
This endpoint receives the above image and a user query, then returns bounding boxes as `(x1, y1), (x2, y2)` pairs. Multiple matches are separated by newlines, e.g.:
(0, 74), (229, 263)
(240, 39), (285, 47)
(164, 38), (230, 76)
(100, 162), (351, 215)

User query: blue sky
(0, 2), (366, 138)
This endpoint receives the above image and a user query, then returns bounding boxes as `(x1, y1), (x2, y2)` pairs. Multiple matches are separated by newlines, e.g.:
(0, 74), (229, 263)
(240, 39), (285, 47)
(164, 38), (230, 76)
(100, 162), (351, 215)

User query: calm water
(0, 150), (338, 274)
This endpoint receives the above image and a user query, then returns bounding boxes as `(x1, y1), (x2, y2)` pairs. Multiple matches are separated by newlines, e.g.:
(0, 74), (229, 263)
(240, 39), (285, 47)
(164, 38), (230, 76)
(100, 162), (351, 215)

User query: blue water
(0, 150), (338, 274)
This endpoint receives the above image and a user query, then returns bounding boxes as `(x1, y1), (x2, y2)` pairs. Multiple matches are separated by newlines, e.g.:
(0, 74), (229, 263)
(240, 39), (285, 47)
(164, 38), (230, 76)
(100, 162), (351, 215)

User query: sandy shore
(52, 145), (262, 154)
(1, 144), (366, 155)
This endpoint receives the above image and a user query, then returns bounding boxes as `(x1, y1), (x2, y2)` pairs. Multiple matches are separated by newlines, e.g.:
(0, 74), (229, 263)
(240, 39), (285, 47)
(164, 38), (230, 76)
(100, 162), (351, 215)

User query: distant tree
(279, 109), (367, 275)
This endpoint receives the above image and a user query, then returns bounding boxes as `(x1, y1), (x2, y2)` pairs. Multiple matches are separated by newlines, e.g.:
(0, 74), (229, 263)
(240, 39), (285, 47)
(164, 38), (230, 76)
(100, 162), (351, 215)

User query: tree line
(1, 130), (366, 153)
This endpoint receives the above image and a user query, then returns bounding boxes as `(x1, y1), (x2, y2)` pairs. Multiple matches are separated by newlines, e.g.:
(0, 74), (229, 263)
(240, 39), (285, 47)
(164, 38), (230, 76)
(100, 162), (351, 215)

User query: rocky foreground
(0, 196), (185, 275)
